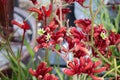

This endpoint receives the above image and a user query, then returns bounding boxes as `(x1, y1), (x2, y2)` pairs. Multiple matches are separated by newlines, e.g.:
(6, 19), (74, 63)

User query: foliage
(0, 0), (120, 80)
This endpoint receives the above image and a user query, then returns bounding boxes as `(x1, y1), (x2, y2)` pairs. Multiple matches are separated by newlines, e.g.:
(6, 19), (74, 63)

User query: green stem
(89, 0), (93, 19)
(114, 5), (120, 32)
(103, 65), (120, 78)
(24, 12), (35, 21)
(73, 75), (78, 80)
(0, 71), (9, 80)
(78, 75), (81, 80)
(84, 74), (87, 80)
(89, 0), (94, 46)
(6, 39), (17, 59)
(18, 61), (21, 80)
(94, 0), (103, 19)
(89, 0), (103, 45)
(44, 48), (49, 65)
(117, 69), (120, 74)
(114, 58), (117, 80)
(59, 0), (63, 27)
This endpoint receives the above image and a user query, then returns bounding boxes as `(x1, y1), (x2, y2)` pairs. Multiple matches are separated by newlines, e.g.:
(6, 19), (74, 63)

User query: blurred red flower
(74, 19), (91, 34)
(62, 57), (106, 80)
(64, 0), (85, 6)
(93, 24), (111, 57)
(43, 73), (58, 80)
(56, 8), (71, 20)
(70, 27), (85, 42)
(28, 4), (52, 21)
(109, 31), (120, 45)
(29, 62), (52, 79)
(11, 20), (30, 30)
(30, 0), (38, 5)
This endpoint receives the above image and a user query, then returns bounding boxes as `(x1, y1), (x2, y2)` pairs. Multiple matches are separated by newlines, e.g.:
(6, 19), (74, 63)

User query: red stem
(20, 29), (26, 56)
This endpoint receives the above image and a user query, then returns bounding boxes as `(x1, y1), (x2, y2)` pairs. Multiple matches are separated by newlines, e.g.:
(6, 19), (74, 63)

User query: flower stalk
(103, 65), (120, 78)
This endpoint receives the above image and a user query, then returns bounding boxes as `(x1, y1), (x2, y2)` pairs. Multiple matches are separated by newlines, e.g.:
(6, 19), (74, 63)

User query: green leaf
(24, 39), (35, 58)
(32, 77), (37, 80)
(54, 66), (63, 80)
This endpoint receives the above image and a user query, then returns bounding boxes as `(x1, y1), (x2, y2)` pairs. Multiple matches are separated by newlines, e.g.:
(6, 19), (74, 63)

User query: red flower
(65, 36), (74, 49)
(64, 0), (75, 4)
(35, 22), (66, 51)
(29, 4), (52, 20)
(76, 0), (85, 6)
(62, 57), (106, 80)
(43, 73), (58, 80)
(62, 58), (80, 76)
(109, 31), (120, 45)
(93, 24), (111, 57)
(42, 4), (52, 17)
(51, 27), (66, 44)
(30, 0), (38, 5)
(74, 19), (91, 33)
(29, 62), (52, 79)
(36, 35), (48, 48)
(80, 57), (106, 80)
(70, 27), (85, 43)
(73, 43), (88, 58)
(35, 21), (60, 50)
(56, 8), (71, 20)
(64, 0), (85, 6)
(94, 24), (106, 39)
(11, 20), (30, 30)
(45, 21), (58, 32)
(90, 75), (104, 80)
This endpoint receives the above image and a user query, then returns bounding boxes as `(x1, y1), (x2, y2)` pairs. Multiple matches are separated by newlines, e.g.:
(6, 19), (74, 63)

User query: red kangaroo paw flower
(62, 68), (75, 76)
(11, 20), (30, 30)
(94, 67), (106, 73)
(30, 0), (38, 5)
(90, 75), (104, 80)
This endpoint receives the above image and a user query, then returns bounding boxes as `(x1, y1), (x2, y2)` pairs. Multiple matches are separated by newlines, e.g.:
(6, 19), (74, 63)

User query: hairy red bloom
(62, 58), (80, 76)
(65, 36), (74, 49)
(90, 75), (104, 80)
(73, 50), (87, 58)
(93, 24), (111, 57)
(51, 27), (66, 44)
(43, 73), (58, 80)
(94, 24), (106, 39)
(62, 57), (106, 80)
(35, 21), (58, 50)
(76, 0), (85, 6)
(42, 4), (52, 17)
(28, 7), (42, 15)
(30, 0), (38, 5)
(64, 0), (75, 4)
(109, 31), (120, 45)
(74, 19), (91, 33)
(64, 0), (85, 6)
(36, 35), (48, 48)
(29, 4), (52, 21)
(45, 21), (58, 32)
(35, 21), (67, 51)
(11, 20), (30, 30)
(56, 8), (71, 20)
(29, 62), (52, 79)
(66, 27), (89, 58)
(70, 27), (85, 42)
